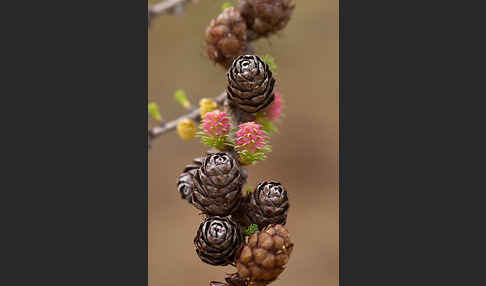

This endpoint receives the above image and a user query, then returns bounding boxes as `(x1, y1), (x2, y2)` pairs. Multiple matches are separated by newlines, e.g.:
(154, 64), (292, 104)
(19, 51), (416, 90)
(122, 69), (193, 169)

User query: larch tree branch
(148, 0), (199, 26)
(148, 0), (294, 150)
(148, 92), (226, 148)
(149, 1), (297, 285)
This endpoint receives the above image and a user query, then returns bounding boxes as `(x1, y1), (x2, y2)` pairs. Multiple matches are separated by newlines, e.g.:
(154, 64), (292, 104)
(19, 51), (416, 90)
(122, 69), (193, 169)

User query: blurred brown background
(148, 0), (338, 285)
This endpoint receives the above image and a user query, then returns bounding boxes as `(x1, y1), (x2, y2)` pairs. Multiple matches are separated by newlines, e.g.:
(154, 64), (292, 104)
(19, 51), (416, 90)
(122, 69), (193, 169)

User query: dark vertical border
(6, 1), (149, 285)
(339, 0), (482, 285)
(340, 0), (406, 282)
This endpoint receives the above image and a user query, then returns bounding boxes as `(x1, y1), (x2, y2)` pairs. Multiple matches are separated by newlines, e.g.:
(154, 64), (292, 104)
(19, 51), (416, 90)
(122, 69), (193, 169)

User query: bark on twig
(148, 0), (198, 26)
(147, 88), (261, 149)
(148, 92), (226, 148)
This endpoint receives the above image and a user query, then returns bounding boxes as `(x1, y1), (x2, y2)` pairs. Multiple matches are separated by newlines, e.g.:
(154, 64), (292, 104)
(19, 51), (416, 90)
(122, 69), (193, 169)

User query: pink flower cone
(235, 122), (266, 152)
(201, 110), (231, 137)
(264, 92), (282, 121)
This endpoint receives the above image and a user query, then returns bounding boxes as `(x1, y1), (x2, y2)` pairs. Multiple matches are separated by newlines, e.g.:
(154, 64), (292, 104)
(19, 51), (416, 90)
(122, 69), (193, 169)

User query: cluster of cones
(178, 152), (293, 286)
(205, 0), (295, 69)
(176, 54), (293, 285)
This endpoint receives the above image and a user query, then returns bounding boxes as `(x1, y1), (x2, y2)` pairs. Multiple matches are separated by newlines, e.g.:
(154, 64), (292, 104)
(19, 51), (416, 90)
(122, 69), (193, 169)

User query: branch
(148, 92), (227, 148)
(148, 0), (198, 26)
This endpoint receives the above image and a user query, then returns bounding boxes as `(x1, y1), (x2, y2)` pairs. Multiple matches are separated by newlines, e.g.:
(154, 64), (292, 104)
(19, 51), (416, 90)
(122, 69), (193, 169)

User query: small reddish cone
(205, 7), (254, 69)
(238, 0), (295, 40)
(236, 224), (294, 286)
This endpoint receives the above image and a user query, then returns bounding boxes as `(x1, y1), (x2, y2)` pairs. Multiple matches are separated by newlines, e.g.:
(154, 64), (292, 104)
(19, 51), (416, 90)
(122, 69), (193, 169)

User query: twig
(148, 0), (198, 26)
(148, 92), (227, 148)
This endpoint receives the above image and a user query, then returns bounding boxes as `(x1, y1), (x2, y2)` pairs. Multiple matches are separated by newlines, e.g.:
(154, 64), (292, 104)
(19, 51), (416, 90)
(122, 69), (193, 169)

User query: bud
(263, 92), (282, 121)
(234, 122), (271, 165)
(235, 122), (266, 152)
(174, 89), (191, 109)
(245, 223), (259, 235)
(255, 92), (282, 133)
(198, 110), (232, 150)
(201, 110), (231, 137)
(148, 102), (162, 121)
(177, 119), (197, 140)
(221, 2), (233, 11)
(199, 98), (218, 117)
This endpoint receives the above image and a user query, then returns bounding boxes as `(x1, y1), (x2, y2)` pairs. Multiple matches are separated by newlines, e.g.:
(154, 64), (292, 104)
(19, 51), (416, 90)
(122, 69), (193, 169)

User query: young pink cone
(235, 122), (266, 152)
(201, 110), (231, 137)
(263, 92), (282, 121)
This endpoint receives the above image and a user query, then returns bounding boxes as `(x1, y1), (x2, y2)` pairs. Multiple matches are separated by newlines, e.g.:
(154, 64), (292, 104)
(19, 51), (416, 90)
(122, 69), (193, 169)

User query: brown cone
(233, 181), (289, 229)
(238, 0), (295, 40)
(230, 195), (253, 231)
(226, 55), (275, 113)
(236, 224), (294, 286)
(205, 7), (252, 69)
(194, 216), (244, 266)
(192, 152), (245, 216)
(177, 157), (204, 203)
